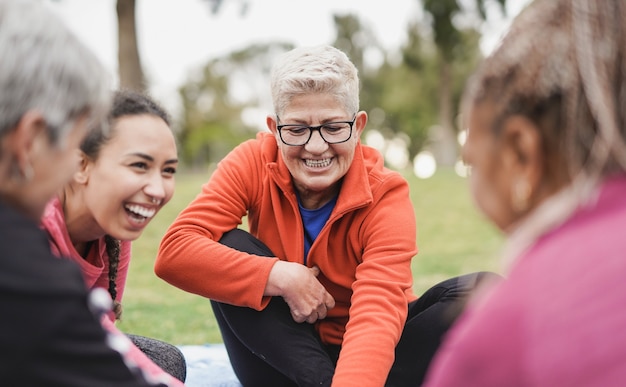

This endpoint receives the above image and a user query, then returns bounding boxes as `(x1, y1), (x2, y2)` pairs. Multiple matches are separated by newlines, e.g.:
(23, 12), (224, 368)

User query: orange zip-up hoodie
(156, 132), (418, 386)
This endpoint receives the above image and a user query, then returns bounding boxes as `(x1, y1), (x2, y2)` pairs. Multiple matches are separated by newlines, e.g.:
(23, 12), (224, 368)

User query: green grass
(119, 167), (504, 345)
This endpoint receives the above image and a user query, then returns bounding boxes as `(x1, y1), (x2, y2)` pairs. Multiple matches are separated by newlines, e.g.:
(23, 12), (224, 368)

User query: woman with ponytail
(40, 89), (186, 384)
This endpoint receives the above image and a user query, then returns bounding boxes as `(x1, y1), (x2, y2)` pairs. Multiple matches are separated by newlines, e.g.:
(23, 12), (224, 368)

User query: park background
(46, 0), (529, 345)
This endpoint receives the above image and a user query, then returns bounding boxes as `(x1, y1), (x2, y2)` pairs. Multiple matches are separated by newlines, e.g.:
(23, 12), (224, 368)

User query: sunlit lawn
(119, 167), (504, 345)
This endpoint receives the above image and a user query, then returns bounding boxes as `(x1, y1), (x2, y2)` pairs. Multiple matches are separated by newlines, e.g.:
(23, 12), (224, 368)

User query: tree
(331, 13), (453, 161)
(332, 14), (380, 75)
(116, 0), (145, 91)
(115, 0), (249, 92)
(420, 0), (506, 166)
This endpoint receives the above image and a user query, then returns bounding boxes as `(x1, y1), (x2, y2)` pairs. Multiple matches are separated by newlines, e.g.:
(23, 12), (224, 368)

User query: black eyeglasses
(276, 115), (356, 146)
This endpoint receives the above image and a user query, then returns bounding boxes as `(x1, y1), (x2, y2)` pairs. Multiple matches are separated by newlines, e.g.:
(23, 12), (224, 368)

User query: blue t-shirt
(298, 195), (337, 265)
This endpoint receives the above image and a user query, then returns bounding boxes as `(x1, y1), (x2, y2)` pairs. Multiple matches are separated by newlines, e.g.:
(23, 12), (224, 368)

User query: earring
(22, 163), (34, 182)
(151, 197), (160, 205)
(11, 161), (33, 182)
(512, 179), (531, 213)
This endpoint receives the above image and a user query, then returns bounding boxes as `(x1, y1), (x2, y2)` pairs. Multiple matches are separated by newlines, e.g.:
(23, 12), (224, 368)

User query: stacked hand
(266, 261), (336, 323)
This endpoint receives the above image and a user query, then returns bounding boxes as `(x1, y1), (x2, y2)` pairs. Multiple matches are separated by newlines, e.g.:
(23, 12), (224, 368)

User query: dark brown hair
(83, 89), (170, 319)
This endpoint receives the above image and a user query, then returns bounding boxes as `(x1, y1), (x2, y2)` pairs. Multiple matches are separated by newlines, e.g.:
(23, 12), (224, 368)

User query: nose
(144, 171), (167, 203)
(304, 128), (328, 153)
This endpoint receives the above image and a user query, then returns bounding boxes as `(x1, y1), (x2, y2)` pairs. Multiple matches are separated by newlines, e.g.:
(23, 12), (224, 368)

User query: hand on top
(266, 261), (335, 324)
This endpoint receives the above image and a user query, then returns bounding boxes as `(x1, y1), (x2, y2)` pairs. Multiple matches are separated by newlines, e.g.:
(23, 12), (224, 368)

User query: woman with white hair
(156, 44), (497, 386)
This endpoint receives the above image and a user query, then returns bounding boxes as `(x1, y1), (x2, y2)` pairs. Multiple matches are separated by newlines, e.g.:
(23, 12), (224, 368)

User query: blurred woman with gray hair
(0, 0), (178, 385)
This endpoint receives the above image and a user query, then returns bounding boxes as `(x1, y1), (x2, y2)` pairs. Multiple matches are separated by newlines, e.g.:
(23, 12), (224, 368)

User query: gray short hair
(0, 0), (111, 147)
(270, 45), (359, 117)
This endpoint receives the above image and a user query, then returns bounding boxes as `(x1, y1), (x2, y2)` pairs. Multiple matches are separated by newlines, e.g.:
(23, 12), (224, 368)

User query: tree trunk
(116, 0), (145, 91)
(430, 59), (458, 167)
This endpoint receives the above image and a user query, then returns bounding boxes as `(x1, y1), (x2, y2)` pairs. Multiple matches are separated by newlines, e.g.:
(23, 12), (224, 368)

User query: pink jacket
(424, 175), (626, 386)
(156, 132), (418, 387)
(41, 197), (183, 387)
(42, 197), (130, 321)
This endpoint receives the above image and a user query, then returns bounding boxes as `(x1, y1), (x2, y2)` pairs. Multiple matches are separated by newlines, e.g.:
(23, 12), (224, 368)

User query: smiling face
(77, 114), (178, 241)
(267, 93), (366, 208)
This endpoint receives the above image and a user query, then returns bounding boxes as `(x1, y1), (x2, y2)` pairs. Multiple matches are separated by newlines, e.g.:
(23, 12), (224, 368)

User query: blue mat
(178, 344), (242, 387)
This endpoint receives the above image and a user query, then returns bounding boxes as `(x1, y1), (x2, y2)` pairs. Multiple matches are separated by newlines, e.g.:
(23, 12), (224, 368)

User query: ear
(500, 115), (543, 191)
(266, 114), (281, 145)
(10, 111), (47, 172)
(73, 151), (91, 185)
(353, 111), (368, 138)
(266, 114), (278, 135)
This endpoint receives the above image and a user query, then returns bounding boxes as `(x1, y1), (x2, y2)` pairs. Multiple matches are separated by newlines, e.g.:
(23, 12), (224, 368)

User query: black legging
(212, 229), (498, 387)
(126, 334), (187, 383)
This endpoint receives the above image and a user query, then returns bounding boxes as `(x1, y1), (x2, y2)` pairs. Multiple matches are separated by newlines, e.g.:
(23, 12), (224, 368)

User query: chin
(111, 229), (143, 242)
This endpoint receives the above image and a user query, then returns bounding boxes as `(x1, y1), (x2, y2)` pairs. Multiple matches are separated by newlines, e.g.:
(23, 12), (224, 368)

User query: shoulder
(359, 144), (410, 193)
(39, 196), (65, 235)
(0, 205), (85, 296)
(120, 240), (132, 257)
(337, 144), (413, 222)
(425, 280), (529, 385)
(219, 132), (277, 168)
(212, 132), (282, 189)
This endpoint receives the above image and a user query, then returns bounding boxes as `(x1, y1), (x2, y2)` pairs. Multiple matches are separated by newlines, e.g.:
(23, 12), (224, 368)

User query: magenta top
(424, 174), (626, 387)
(41, 197), (131, 322)
(40, 197), (183, 386)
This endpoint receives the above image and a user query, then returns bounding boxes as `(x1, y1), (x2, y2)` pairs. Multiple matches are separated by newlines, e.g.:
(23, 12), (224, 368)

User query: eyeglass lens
(278, 119), (354, 146)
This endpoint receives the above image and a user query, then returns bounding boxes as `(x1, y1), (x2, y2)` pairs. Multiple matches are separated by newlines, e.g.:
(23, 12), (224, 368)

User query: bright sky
(48, 0), (529, 117)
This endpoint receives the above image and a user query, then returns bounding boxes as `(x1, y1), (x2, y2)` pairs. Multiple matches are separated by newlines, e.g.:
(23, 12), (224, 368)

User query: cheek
(281, 145), (299, 159)
(468, 169), (491, 210)
(280, 147), (302, 174)
(467, 146), (500, 215)
(336, 142), (355, 163)
(469, 167), (513, 231)
(86, 167), (121, 202)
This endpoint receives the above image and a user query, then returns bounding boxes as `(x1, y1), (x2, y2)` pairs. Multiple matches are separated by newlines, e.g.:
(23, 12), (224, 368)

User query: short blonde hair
(270, 45), (359, 117)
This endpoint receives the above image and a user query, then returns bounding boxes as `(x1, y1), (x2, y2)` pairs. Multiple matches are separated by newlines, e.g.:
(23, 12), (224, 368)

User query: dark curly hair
(82, 89), (170, 320)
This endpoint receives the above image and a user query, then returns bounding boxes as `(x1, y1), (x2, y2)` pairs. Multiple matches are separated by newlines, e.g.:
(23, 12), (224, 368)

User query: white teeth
(305, 158), (331, 168)
(124, 204), (156, 219)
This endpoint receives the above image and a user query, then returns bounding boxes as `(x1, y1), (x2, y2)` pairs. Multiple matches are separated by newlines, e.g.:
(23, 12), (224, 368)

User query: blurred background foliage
(114, 0), (508, 169)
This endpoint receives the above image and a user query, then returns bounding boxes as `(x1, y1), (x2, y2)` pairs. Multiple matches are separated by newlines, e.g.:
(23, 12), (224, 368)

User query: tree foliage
(420, 0), (506, 166)
(331, 13), (480, 161)
(177, 42), (293, 167)
(103, 0), (513, 168)
(174, 3), (500, 168)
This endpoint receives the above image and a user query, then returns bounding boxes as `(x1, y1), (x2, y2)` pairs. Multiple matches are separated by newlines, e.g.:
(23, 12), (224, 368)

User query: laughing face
(77, 114), (178, 241)
(267, 93), (366, 208)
